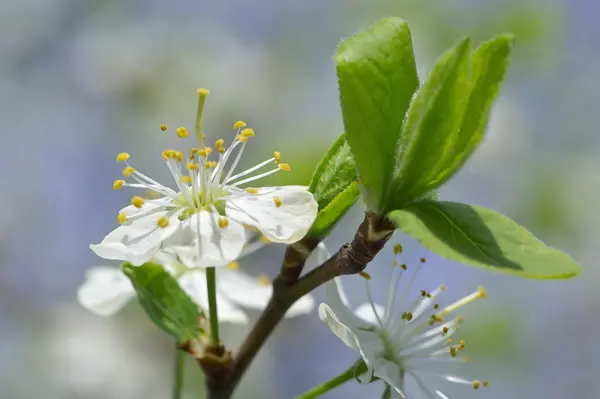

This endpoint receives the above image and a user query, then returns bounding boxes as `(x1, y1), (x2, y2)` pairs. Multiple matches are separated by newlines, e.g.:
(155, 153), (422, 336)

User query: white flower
(319, 253), (488, 398)
(91, 89), (318, 267)
(78, 235), (329, 323)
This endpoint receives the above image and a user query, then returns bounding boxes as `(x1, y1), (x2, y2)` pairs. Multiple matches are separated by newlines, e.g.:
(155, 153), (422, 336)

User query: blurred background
(1, 0), (598, 397)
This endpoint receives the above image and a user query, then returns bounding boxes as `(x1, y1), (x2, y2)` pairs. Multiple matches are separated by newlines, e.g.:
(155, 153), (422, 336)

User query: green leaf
(430, 34), (514, 187)
(308, 133), (359, 236)
(390, 38), (472, 208)
(336, 17), (419, 212)
(308, 133), (357, 210)
(388, 201), (581, 279)
(123, 262), (203, 342)
(310, 181), (360, 237)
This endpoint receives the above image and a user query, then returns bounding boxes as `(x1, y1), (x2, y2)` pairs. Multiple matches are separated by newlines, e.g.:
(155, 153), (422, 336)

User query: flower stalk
(172, 348), (185, 399)
(295, 360), (366, 399)
(206, 267), (220, 345)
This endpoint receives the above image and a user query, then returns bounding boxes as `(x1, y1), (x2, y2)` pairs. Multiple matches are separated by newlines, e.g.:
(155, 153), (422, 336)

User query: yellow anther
(483, 381), (489, 388)
(421, 290), (427, 297)
(241, 128), (255, 137)
(273, 196), (282, 208)
(131, 196), (145, 208)
(278, 163), (291, 171)
(198, 149), (208, 158)
(162, 150), (170, 160)
(160, 124), (168, 131)
(273, 151), (281, 162)
(227, 261), (240, 270)
(218, 217), (229, 229)
(233, 120), (246, 129)
(473, 380), (480, 390)
(176, 127), (189, 138)
(191, 148), (198, 155)
(181, 176), (192, 184)
(116, 152), (130, 162)
(206, 161), (217, 168)
(236, 135), (248, 143)
(358, 271), (371, 280)
(405, 312), (413, 321)
(450, 347), (457, 358)
(187, 162), (199, 170)
(157, 216), (169, 228)
(420, 257), (426, 263)
(478, 286), (487, 298)
(246, 187), (258, 194)
(218, 146), (226, 153)
(433, 304), (440, 310)
(260, 235), (270, 243)
(113, 180), (125, 190)
(215, 138), (225, 148)
(176, 151), (183, 162)
(197, 88), (210, 95)
(402, 312), (407, 320)
(258, 274), (271, 286)
(122, 166), (135, 177)
(117, 212), (127, 224)
(401, 264), (407, 270)
(443, 326), (449, 334)
(205, 147), (213, 155)
(393, 243), (403, 255)
(459, 340), (466, 349)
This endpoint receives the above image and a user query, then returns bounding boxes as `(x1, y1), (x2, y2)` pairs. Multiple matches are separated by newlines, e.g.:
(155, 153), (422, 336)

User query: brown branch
(202, 212), (395, 398)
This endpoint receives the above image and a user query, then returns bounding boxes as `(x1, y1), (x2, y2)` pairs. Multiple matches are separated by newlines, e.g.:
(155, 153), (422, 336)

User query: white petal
(90, 210), (181, 265)
(216, 268), (272, 309)
(355, 302), (386, 324)
(178, 271), (249, 324)
(174, 211), (246, 268)
(76, 266), (135, 316)
(318, 303), (364, 352)
(305, 242), (332, 270)
(373, 358), (407, 399)
(225, 186), (318, 243)
(285, 294), (315, 317)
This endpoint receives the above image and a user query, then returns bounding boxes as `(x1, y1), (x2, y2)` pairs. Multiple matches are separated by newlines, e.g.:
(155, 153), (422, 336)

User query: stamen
(258, 274), (270, 286)
(273, 151), (281, 162)
(198, 149), (208, 158)
(116, 153), (130, 162)
(241, 128), (255, 137)
(473, 380), (480, 390)
(218, 217), (229, 229)
(278, 163), (291, 171)
(246, 187), (258, 194)
(157, 216), (169, 228)
(187, 162), (199, 170)
(160, 124), (167, 131)
(227, 261), (240, 270)
(113, 180), (125, 190)
(206, 161), (217, 168)
(393, 243), (403, 255)
(131, 196), (145, 208)
(181, 176), (192, 184)
(237, 135), (248, 143)
(436, 286), (487, 319)
(123, 166), (135, 177)
(215, 138), (225, 148)
(273, 196), (282, 208)
(359, 271), (371, 280)
(176, 127), (188, 138)
(233, 120), (246, 129)
(117, 212), (127, 224)
(176, 151), (183, 162)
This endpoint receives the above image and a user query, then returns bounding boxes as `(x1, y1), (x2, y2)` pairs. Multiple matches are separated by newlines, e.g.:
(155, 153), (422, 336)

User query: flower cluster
(319, 246), (489, 398)
(80, 89), (318, 322)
